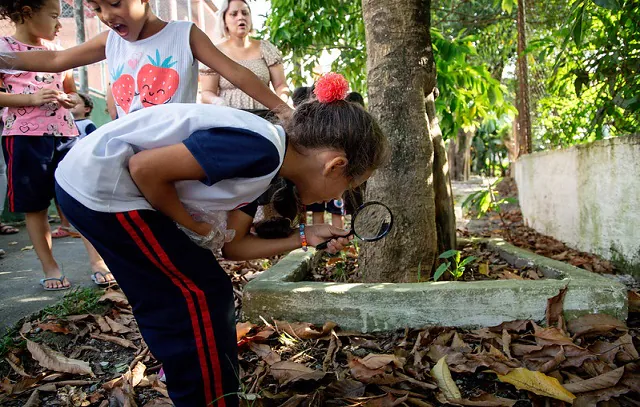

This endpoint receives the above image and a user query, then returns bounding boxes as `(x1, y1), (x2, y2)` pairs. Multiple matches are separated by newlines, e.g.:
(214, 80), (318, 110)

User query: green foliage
(461, 178), (517, 219)
(262, 0), (366, 93)
(432, 29), (515, 141)
(434, 250), (476, 281)
(39, 287), (105, 319)
(531, 0), (640, 147)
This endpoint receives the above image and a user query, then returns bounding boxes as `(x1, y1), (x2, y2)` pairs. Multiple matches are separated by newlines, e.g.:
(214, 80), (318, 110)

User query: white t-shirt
(55, 104), (286, 213)
(106, 21), (198, 118)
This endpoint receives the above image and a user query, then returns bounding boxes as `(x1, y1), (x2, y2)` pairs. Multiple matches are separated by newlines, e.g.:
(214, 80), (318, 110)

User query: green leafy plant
(434, 250), (476, 281)
(461, 178), (516, 219)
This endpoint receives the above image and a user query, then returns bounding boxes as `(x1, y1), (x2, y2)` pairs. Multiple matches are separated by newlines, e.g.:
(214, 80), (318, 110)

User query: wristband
(299, 223), (308, 252)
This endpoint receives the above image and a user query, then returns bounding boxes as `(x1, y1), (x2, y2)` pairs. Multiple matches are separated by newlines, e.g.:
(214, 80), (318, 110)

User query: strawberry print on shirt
(105, 21), (198, 118)
(137, 50), (180, 107)
(110, 65), (135, 114)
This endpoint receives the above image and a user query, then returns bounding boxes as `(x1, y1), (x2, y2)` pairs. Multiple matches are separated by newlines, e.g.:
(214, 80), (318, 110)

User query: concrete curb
(243, 239), (628, 332)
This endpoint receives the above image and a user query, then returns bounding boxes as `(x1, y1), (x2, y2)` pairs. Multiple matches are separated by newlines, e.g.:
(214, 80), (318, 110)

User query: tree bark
(451, 128), (473, 181)
(426, 90), (456, 256)
(516, 0), (531, 156)
(361, 0), (438, 282)
(74, 0), (88, 93)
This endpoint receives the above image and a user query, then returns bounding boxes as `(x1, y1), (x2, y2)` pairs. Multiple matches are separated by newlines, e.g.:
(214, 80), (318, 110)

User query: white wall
(515, 135), (640, 276)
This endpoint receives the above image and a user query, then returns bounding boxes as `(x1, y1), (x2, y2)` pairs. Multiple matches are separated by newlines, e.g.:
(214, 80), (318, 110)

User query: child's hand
(305, 224), (352, 254)
(57, 92), (78, 109)
(274, 104), (293, 122)
(28, 89), (58, 106)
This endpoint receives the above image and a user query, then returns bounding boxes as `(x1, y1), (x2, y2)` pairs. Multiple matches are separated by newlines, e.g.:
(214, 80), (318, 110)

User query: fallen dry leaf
(22, 389), (40, 407)
(323, 330), (341, 372)
(236, 321), (256, 342)
(450, 393), (517, 406)
(269, 361), (325, 385)
(347, 392), (408, 407)
(357, 354), (405, 370)
(546, 286), (568, 330)
(26, 340), (94, 377)
(325, 379), (366, 398)
(249, 343), (281, 365)
(563, 367), (624, 393)
(567, 314), (627, 337)
(572, 385), (631, 407)
(90, 333), (137, 349)
(98, 290), (129, 307)
(274, 320), (337, 340)
(37, 323), (70, 335)
(142, 398), (174, 406)
(430, 356), (462, 401)
(105, 316), (133, 334)
(629, 291), (640, 313)
(496, 367), (576, 403)
(479, 263), (490, 276)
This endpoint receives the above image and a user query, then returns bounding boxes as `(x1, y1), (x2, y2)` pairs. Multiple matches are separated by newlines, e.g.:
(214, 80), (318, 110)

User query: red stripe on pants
(128, 211), (227, 407)
(4, 137), (14, 212)
(116, 212), (215, 406)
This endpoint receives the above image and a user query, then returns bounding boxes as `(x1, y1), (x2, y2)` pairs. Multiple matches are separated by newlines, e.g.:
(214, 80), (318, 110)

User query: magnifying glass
(315, 201), (393, 250)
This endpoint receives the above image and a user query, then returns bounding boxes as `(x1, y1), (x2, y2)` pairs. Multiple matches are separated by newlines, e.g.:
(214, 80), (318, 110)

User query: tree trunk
(426, 90), (456, 256)
(451, 128), (474, 181)
(74, 0), (88, 94)
(361, 0), (438, 282)
(516, 0), (531, 156)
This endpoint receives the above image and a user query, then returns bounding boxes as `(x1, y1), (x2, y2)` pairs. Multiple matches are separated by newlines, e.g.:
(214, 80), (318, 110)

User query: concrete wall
(515, 135), (640, 277)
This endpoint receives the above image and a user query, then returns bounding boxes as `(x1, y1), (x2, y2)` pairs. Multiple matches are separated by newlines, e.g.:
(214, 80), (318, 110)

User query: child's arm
(189, 26), (292, 116)
(222, 211), (351, 260)
(128, 142), (350, 257)
(0, 32), (108, 73)
(129, 143), (211, 236)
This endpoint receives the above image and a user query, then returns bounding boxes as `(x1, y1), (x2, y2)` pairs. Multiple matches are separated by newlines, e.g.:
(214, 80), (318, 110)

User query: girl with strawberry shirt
(0, 0), (112, 290)
(0, 0), (290, 119)
(54, 74), (388, 406)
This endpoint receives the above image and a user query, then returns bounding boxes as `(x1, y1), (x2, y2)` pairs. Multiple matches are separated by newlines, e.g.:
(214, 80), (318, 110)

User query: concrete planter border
(242, 238), (627, 332)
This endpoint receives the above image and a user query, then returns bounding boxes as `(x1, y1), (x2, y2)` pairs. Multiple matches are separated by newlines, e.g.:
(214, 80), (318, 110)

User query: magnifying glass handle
(315, 230), (354, 251)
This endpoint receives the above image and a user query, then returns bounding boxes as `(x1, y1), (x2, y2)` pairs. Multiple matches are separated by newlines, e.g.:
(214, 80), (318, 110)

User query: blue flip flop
(91, 271), (116, 287)
(40, 276), (71, 291)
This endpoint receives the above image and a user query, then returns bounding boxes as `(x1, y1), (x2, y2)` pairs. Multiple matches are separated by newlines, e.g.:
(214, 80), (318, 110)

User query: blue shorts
(307, 199), (344, 216)
(55, 183), (239, 407)
(2, 136), (77, 213)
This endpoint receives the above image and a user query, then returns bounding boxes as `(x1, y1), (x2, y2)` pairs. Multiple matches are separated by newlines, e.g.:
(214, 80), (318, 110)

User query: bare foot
(42, 269), (71, 289)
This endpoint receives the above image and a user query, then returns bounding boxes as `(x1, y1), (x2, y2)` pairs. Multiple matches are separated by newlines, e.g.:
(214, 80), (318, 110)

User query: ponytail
(254, 180), (302, 239)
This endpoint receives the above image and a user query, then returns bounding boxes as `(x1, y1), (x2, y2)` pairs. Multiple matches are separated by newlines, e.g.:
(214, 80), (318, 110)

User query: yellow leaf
(496, 368), (575, 403)
(479, 263), (490, 276)
(431, 356), (462, 401)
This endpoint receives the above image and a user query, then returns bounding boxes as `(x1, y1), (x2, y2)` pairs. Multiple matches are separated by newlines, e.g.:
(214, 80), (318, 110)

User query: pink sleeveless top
(0, 37), (77, 137)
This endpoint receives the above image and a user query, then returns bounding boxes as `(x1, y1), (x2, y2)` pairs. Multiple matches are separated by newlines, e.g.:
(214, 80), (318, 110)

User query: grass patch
(38, 287), (106, 320)
(0, 287), (105, 357)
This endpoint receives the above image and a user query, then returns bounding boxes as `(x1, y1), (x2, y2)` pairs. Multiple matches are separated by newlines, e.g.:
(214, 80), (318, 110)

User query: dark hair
(256, 99), (389, 238)
(0, 0), (48, 24)
(77, 93), (93, 115)
(291, 86), (312, 107)
(346, 92), (365, 107)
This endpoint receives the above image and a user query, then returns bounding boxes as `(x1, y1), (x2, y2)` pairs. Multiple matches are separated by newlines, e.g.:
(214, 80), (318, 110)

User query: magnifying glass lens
(352, 203), (393, 241)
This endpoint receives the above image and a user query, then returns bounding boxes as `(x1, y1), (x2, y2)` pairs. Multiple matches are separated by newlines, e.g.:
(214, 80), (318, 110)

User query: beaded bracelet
(299, 223), (308, 252)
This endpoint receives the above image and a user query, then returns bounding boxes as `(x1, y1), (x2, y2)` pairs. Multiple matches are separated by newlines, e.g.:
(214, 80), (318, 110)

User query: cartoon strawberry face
(137, 50), (180, 108)
(111, 64), (135, 114)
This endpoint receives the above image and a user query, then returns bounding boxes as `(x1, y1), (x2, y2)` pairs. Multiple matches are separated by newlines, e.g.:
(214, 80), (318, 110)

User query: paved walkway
(0, 225), (97, 331)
